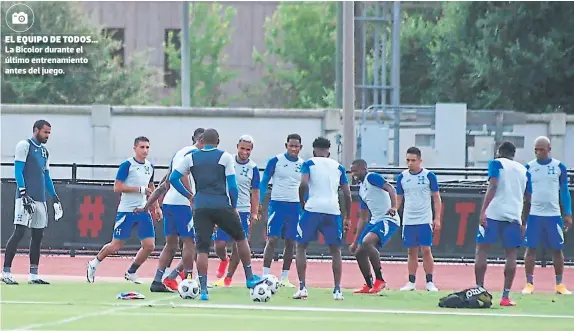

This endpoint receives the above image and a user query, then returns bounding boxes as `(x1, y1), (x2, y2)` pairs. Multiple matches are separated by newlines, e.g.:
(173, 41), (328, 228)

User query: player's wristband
(18, 187), (27, 195)
(139, 186), (147, 194)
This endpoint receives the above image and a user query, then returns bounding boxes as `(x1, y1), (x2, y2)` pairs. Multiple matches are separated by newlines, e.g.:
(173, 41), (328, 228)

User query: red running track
(2, 255), (572, 292)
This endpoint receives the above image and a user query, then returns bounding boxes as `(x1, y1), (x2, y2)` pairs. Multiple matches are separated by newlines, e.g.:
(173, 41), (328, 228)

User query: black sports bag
(438, 286), (493, 308)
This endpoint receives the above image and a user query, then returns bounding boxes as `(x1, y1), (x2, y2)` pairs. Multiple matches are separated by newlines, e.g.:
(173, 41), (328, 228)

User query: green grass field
(1, 281), (573, 331)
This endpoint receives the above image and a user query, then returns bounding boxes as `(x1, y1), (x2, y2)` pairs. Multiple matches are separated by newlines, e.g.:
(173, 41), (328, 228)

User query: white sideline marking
(6, 296), (178, 331)
(2, 300), (574, 320)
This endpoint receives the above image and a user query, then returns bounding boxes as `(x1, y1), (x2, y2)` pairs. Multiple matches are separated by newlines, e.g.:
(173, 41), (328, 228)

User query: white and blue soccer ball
(250, 283), (272, 302)
(178, 279), (200, 299)
(263, 275), (279, 295)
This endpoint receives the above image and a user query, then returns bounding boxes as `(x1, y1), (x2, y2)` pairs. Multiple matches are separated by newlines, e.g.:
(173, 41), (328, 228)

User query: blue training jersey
(14, 138), (50, 202)
(174, 147), (237, 209)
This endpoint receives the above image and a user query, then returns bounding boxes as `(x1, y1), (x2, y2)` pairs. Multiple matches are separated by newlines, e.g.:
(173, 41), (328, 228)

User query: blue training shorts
(296, 211), (343, 246)
(524, 215), (564, 250)
(267, 200), (301, 240)
(359, 219), (399, 249)
(162, 204), (195, 238)
(113, 212), (155, 241)
(475, 218), (522, 248)
(402, 223), (433, 248)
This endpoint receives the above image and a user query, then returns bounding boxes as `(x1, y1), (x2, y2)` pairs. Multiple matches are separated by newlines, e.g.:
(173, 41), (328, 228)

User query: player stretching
(349, 159), (399, 294)
(2, 120), (63, 285)
(522, 136), (572, 295)
(169, 129), (264, 300)
(397, 147), (442, 292)
(212, 135), (261, 287)
(86, 136), (161, 283)
(137, 129), (204, 292)
(294, 137), (352, 300)
(475, 141), (531, 306)
(259, 134), (304, 287)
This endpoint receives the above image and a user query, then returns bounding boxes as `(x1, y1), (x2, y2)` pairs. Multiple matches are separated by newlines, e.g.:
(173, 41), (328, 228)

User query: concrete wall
(2, 104), (573, 181)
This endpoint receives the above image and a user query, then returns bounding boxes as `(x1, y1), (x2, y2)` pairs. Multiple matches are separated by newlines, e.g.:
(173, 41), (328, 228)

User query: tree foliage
(1, 1), (160, 105)
(402, 1), (574, 113)
(247, 2), (337, 108)
(164, 2), (237, 107)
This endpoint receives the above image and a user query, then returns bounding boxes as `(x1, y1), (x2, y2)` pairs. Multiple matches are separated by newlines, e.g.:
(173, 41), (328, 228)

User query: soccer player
(259, 134), (304, 287)
(396, 147), (442, 292)
(136, 128), (204, 292)
(349, 159), (400, 294)
(86, 136), (161, 284)
(293, 137), (352, 300)
(212, 135), (261, 287)
(522, 136), (572, 295)
(475, 141), (531, 306)
(169, 128), (264, 301)
(2, 120), (63, 285)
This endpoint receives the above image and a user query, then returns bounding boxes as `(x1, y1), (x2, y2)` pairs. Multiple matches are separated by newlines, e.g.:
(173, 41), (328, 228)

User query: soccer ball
(178, 279), (200, 299)
(250, 283), (272, 302)
(263, 275), (279, 295)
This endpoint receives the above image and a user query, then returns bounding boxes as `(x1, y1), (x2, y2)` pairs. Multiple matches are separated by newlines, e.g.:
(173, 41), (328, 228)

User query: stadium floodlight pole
(181, 1), (191, 107)
(391, 1), (401, 166)
(342, 0), (355, 169)
(335, 1), (343, 109)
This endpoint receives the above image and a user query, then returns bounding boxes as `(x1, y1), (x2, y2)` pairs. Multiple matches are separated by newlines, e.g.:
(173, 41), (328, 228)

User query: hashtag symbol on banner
(78, 196), (104, 238)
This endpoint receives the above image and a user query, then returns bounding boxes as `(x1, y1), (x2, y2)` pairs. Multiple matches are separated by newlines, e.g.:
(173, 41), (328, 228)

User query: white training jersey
(163, 145), (197, 206)
(235, 156), (260, 213)
(485, 157), (530, 223)
(301, 157), (348, 215)
(359, 172), (400, 225)
(268, 153), (304, 202)
(396, 168), (439, 225)
(526, 158), (565, 217)
(115, 158), (154, 212)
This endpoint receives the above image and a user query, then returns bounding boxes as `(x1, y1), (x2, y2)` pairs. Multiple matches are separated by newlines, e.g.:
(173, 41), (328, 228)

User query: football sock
(30, 266), (38, 275)
(364, 274), (373, 287)
(263, 267), (270, 275)
(408, 274), (416, 283)
(198, 274), (208, 292)
(502, 288), (510, 299)
(299, 280), (306, 290)
(556, 275), (563, 285)
(226, 272), (233, 279)
(127, 262), (140, 274)
(334, 285), (341, 293)
(526, 274), (534, 284)
(167, 267), (181, 280)
(373, 267), (384, 281)
(243, 264), (254, 279)
(153, 268), (165, 283)
(425, 273), (433, 283)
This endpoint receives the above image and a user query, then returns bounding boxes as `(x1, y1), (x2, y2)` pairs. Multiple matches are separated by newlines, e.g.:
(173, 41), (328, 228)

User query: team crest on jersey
(240, 166), (249, 177)
(417, 175), (426, 185)
(41, 148), (47, 159)
(295, 162), (302, 173)
(144, 165), (151, 175)
(547, 166), (555, 175)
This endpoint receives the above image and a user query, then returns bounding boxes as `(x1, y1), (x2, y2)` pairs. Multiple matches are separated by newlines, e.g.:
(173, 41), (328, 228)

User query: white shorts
(14, 198), (48, 229)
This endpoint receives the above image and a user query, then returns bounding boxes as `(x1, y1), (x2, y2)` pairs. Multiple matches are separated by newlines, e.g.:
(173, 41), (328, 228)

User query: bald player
(522, 136), (572, 295)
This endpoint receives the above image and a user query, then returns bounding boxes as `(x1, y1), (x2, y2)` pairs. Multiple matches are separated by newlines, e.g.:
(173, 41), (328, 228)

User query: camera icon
(12, 12), (28, 25)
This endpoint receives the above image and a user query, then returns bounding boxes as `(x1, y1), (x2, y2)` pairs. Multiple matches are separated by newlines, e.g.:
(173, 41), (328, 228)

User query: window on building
(164, 29), (182, 88)
(102, 28), (125, 67)
(504, 136), (525, 149)
(415, 134), (435, 148)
